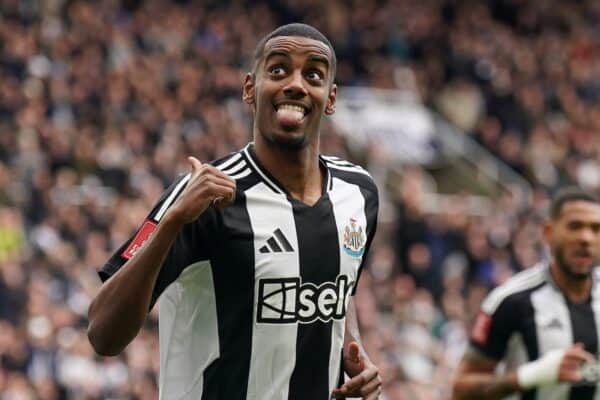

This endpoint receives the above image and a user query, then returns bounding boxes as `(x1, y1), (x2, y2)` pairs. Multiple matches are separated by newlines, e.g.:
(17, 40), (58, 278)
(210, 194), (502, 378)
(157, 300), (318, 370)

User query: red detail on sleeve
(122, 220), (157, 260)
(471, 311), (492, 345)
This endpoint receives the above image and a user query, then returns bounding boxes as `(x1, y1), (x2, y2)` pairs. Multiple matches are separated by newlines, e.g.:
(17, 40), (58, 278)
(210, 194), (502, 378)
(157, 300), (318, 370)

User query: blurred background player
(452, 187), (600, 400)
(87, 23), (381, 400)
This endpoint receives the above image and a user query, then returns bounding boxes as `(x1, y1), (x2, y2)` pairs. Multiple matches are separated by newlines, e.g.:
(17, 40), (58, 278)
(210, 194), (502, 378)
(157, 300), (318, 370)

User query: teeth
(278, 104), (306, 114)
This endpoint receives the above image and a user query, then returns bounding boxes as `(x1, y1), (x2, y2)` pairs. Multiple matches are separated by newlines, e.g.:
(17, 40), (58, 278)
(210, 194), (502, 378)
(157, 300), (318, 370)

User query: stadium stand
(0, 0), (599, 398)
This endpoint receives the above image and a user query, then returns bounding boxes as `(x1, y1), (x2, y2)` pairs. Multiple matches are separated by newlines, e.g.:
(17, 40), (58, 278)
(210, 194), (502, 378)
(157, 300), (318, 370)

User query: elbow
(87, 319), (125, 357)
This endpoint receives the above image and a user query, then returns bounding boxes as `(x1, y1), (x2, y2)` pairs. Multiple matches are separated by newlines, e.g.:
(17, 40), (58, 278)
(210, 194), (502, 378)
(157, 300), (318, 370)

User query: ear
(242, 73), (256, 109)
(325, 83), (337, 115)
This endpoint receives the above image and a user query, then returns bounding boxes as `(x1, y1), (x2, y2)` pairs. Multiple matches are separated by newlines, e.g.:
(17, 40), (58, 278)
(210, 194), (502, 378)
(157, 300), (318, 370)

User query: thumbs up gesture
(166, 156), (236, 224)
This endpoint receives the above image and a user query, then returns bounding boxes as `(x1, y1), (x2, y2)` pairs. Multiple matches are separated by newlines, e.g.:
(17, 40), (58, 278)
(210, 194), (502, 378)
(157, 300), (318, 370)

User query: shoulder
(481, 264), (547, 315)
(321, 155), (378, 197)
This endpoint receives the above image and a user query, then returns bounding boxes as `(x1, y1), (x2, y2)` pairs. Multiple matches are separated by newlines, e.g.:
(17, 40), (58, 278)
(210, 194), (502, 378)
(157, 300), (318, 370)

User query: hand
(558, 343), (595, 383)
(331, 341), (382, 399)
(166, 156), (236, 224)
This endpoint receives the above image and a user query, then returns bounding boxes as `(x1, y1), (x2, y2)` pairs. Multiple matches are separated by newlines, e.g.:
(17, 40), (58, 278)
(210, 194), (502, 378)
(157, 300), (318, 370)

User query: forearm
(87, 213), (184, 355)
(344, 297), (372, 362)
(452, 371), (519, 400)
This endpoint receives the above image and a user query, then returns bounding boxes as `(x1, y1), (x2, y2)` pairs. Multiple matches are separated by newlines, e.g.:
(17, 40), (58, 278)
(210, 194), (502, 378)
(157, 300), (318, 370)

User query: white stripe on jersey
(154, 173), (191, 222)
(158, 260), (220, 399)
(221, 160), (247, 175)
(328, 177), (367, 395)
(481, 265), (545, 314)
(531, 284), (572, 400)
(216, 153), (242, 171)
(321, 155), (362, 168)
(230, 168), (252, 180)
(245, 182), (299, 399)
(325, 162), (372, 177)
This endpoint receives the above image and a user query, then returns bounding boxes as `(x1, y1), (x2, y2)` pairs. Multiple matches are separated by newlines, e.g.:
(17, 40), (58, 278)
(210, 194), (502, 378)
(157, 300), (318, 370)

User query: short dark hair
(253, 23), (337, 77)
(549, 186), (600, 219)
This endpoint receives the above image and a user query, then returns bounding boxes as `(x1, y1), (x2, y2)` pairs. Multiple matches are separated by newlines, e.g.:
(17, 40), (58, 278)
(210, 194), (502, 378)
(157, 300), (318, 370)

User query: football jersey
(470, 263), (600, 400)
(99, 144), (379, 400)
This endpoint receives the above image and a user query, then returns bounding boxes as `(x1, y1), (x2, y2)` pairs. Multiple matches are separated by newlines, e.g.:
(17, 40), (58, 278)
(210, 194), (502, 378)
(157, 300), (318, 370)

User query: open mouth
(274, 103), (310, 115)
(273, 102), (310, 128)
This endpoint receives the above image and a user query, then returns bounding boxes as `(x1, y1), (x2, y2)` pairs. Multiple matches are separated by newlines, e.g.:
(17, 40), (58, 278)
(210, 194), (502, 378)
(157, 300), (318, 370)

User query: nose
(283, 70), (307, 99)
(579, 226), (596, 245)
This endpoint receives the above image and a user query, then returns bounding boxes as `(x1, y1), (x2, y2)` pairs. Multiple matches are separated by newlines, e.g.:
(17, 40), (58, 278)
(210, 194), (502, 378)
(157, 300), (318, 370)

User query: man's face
(545, 201), (600, 280)
(243, 36), (336, 150)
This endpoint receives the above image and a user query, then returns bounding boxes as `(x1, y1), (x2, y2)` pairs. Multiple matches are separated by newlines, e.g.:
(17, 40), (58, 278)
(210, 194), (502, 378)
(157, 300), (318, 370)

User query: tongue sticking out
(276, 108), (304, 128)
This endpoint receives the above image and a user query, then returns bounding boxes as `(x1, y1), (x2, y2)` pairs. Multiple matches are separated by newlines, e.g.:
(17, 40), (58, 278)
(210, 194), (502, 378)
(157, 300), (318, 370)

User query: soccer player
(452, 187), (600, 400)
(87, 23), (382, 400)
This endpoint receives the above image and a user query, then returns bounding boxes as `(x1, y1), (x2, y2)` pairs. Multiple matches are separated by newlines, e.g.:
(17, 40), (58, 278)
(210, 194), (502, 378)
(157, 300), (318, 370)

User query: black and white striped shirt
(471, 263), (600, 400)
(99, 144), (379, 400)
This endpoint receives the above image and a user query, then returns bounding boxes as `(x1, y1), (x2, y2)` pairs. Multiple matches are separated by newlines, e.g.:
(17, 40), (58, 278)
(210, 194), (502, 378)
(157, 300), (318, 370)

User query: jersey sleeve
(98, 173), (218, 308)
(470, 294), (519, 360)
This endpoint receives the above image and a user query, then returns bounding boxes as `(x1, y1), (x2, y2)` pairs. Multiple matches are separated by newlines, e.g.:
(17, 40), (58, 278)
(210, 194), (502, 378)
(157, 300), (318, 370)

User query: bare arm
(452, 347), (519, 400)
(87, 158), (235, 356)
(332, 297), (382, 399)
(452, 344), (594, 400)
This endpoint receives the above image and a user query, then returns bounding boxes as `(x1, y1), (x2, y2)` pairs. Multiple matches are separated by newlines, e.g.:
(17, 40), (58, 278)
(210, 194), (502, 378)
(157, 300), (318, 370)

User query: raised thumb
(347, 341), (361, 363)
(188, 156), (202, 172)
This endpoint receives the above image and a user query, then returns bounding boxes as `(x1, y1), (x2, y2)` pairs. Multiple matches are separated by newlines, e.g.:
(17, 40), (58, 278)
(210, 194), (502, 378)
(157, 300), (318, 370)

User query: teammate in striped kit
(452, 188), (600, 400)
(87, 23), (382, 399)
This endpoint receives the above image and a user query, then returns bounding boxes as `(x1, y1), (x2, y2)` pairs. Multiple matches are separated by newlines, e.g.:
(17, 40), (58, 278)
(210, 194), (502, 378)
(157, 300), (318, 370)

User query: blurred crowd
(1, 0), (599, 399)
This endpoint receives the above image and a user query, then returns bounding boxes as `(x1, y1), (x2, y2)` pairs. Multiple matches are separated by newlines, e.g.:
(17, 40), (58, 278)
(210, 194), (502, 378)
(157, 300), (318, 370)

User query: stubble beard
(555, 246), (591, 281)
(264, 129), (308, 151)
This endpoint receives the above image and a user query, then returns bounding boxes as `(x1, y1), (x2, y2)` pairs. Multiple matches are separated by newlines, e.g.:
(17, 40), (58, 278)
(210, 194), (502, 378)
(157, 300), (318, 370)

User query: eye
(268, 65), (286, 77)
(306, 69), (324, 81)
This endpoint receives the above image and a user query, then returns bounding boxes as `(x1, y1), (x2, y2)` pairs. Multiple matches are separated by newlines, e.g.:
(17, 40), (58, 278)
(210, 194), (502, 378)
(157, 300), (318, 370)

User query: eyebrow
(264, 51), (330, 69)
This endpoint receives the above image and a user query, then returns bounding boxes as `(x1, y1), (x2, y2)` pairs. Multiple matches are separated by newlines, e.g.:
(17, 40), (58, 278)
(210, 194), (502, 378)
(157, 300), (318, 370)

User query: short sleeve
(98, 173), (218, 308)
(470, 295), (518, 360)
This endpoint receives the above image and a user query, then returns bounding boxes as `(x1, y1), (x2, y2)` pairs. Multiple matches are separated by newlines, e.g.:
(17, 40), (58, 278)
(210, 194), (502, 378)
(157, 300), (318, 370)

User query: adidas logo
(544, 318), (563, 330)
(259, 228), (294, 253)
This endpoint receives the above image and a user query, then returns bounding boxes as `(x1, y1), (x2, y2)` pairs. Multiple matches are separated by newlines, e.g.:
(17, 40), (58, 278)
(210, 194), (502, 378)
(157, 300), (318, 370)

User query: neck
(253, 137), (323, 205)
(550, 261), (593, 303)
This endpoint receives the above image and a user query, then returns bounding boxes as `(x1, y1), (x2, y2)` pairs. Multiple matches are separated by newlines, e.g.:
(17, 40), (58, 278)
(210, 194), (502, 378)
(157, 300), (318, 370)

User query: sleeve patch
(471, 311), (492, 345)
(122, 220), (157, 260)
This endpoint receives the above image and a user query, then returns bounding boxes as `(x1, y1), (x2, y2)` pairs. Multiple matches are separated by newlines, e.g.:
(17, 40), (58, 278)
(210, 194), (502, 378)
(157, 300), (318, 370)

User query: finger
(341, 375), (366, 393)
(365, 387), (382, 400)
(200, 174), (237, 191)
(188, 156), (203, 172)
(565, 349), (595, 364)
(331, 388), (348, 398)
(359, 374), (382, 397)
(341, 367), (378, 393)
(347, 341), (361, 363)
(204, 164), (239, 183)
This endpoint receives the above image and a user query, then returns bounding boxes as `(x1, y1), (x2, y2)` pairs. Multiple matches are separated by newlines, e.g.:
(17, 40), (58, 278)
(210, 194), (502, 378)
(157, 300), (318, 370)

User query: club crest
(343, 218), (366, 258)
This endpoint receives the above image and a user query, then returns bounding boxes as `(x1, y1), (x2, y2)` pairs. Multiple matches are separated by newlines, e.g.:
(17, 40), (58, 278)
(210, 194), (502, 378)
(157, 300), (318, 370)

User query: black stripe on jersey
(568, 298), (598, 400)
(288, 200), (340, 400)
(508, 284), (544, 400)
(201, 188), (258, 400)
